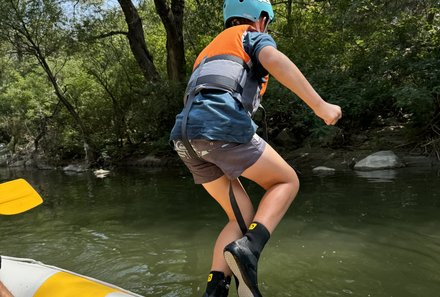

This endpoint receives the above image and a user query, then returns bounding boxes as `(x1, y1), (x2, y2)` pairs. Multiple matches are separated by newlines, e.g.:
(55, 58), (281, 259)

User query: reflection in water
(355, 169), (397, 182)
(1, 167), (439, 297)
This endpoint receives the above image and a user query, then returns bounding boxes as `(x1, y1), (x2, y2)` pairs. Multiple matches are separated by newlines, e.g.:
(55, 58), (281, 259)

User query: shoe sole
(224, 250), (261, 297)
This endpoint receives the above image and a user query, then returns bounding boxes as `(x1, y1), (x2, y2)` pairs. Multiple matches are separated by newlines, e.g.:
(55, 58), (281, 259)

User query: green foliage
(0, 60), (55, 150)
(266, 0), (440, 145)
(0, 0), (439, 163)
(184, 0), (223, 66)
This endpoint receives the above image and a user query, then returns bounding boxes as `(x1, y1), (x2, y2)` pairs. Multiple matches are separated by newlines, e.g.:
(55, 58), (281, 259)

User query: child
(170, 0), (342, 296)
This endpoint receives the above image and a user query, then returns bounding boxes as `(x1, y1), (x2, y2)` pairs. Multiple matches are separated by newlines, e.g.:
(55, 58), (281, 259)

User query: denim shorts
(173, 134), (266, 184)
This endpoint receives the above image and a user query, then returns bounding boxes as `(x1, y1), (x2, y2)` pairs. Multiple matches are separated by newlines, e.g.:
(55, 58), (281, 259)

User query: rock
(25, 159), (36, 168)
(273, 128), (296, 147)
(63, 164), (88, 173)
(37, 163), (56, 170)
(0, 155), (8, 167)
(135, 155), (162, 167)
(30, 153), (56, 170)
(312, 166), (336, 172)
(401, 155), (433, 167)
(0, 143), (8, 153)
(312, 166), (336, 176)
(354, 150), (405, 171)
(93, 169), (110, 178)
(9, 160), (26, 168)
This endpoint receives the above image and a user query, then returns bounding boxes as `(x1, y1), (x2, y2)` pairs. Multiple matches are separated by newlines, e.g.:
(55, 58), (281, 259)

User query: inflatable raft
(0, 255), (144, 297)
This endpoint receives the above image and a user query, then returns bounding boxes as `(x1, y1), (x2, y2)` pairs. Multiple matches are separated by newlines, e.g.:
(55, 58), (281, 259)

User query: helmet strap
(257, 16), (270, 33)
(263, 19), (270, 33)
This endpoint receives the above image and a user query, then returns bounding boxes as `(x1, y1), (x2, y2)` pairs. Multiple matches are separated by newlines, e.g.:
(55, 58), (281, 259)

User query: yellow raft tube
(0, 255), (144, 297)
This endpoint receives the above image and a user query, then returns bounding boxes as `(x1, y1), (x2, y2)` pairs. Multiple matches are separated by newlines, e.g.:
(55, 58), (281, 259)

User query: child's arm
(258, 46), (342, 125)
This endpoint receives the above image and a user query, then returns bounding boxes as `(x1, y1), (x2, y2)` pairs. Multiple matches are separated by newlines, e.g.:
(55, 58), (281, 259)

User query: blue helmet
(223, 0), (274, 27)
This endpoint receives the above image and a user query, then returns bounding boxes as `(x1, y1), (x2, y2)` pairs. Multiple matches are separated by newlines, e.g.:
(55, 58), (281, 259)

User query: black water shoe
(224, 237), (262, 297)
(202, 271), (231, 297)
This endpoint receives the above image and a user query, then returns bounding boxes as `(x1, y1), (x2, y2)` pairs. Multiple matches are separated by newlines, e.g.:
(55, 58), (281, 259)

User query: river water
(0, 166), (439, 297)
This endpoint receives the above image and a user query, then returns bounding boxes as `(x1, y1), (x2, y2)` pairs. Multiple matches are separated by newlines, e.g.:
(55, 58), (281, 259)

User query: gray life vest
(184, 54), (266, 117)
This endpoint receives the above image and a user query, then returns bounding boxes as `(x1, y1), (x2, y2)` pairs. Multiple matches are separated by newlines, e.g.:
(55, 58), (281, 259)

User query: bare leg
(0, 282), (13, 297)
(241, 142), (299, 233)
(203, 177), (255, 273)
(220, 143), (299, 296)
(202, 142), (298, 272)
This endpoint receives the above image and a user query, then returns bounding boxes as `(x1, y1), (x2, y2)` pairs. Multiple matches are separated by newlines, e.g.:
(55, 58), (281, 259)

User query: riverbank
(116, 123), (440, 174)
(1, 122), (439, 173)
(281, 123), (440, 172)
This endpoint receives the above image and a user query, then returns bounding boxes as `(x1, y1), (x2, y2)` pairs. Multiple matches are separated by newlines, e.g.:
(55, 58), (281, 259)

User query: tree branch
(92, 30), (128, 39)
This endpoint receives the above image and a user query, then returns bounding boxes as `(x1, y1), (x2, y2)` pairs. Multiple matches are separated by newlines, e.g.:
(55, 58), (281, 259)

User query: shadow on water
(1, 167), (439, 297)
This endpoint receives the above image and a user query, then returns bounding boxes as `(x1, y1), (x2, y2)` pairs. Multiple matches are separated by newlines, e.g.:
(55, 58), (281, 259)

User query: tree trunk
(118, 0), (160, 82)
(154, 0), (186, 82)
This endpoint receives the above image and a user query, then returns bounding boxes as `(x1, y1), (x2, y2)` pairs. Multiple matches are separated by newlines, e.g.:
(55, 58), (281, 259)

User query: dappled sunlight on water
(1, 167), (439, 296)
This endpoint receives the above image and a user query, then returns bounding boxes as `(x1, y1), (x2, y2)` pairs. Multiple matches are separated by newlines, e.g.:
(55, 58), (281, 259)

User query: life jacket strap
(185, 55), (251, 104)
(181, 58), (208, 161)
(195, 75), (244, 95)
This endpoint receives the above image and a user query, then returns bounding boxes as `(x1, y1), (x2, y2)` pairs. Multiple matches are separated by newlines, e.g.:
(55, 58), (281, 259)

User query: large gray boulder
(354, 150), (405, 171)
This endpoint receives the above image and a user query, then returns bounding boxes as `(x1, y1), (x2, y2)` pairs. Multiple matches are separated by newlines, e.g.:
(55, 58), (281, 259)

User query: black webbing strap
(181, 93), (200, 160)
(229, 180), (248, 235)
(181, 58), (207, 160)
(195, 75), (244, 95)
(182, 57), (248, 236)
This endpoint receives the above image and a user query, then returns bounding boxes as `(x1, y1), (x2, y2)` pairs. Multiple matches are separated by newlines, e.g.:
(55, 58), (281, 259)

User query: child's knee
(286, 168), (300, 200)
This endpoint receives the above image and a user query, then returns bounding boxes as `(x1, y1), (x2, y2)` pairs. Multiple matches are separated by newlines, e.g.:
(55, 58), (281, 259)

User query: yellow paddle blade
(0, 179), (43, 215)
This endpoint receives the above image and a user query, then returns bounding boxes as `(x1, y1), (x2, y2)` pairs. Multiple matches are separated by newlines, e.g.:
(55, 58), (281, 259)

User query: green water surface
(1, 166), (439, 297)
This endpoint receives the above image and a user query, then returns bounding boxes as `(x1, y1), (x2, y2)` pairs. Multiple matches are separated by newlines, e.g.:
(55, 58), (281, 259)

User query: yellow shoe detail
(249, 223), (257, 230)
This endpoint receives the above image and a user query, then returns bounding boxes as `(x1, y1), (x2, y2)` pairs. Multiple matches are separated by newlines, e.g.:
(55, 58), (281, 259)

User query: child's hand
(314, 101), (342, 126)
